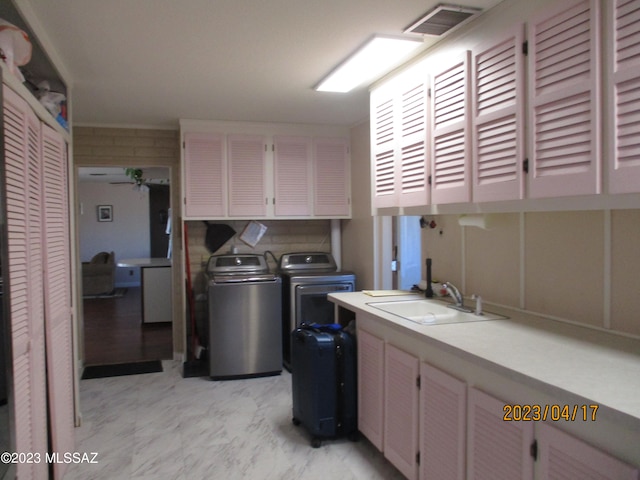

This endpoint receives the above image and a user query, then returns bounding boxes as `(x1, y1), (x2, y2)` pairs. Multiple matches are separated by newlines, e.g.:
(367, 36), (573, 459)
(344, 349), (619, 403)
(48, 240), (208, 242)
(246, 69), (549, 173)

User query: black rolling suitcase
(291, 323), (357, 448)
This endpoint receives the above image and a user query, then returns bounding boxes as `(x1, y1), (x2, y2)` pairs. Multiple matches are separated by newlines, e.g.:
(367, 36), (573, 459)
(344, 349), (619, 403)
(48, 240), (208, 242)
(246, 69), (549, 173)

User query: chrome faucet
(442, 282), (472, 313)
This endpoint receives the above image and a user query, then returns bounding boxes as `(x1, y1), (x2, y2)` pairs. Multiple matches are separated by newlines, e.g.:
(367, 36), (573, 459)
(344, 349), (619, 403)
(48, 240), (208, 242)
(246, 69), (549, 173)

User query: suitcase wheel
(292, 417), (301, 426)
(311, 437), (322, 448)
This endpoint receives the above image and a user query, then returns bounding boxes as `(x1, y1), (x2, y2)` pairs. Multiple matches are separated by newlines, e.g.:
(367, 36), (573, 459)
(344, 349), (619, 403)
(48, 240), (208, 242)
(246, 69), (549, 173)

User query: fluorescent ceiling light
(315, 35), (423, 93)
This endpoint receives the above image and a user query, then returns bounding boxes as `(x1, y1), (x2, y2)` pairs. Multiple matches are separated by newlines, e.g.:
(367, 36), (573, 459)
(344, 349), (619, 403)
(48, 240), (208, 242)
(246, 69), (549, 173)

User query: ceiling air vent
(404, 4), (482, 37)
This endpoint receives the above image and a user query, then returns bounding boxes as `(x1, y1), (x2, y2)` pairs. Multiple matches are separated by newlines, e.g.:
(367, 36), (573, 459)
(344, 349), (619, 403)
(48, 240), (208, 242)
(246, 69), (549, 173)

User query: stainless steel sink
(366, 299), (508, 325)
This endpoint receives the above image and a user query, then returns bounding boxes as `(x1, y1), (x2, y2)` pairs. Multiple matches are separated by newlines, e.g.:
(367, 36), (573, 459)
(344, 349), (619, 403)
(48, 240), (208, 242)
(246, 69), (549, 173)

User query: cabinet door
(472, 25), (525, 202)
(467, 388), (534, 480)
(420, 363), (466, 480)
(228, 134), (267, 217)
(313, 137), (350, 216)
(384, 344), (419, 480)
(537, 422), (639, 479)
(371, 84), (398, 208)
(608, 0), (640, 194)
(527, 0), (600, 198)
(357, 328), (385, 451)
(183, 132), (226, 217)
(431, 51), (472, 204)
(273, 135), (312, 216)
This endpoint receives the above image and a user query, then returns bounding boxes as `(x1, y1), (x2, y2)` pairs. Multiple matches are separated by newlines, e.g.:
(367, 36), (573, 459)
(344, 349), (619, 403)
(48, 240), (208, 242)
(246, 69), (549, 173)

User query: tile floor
(65, 361), (405, 480)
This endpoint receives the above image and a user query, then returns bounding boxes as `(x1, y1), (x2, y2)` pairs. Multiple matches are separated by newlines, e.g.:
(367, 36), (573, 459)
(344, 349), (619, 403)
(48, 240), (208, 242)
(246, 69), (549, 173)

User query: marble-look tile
(66, 363), (403, 479)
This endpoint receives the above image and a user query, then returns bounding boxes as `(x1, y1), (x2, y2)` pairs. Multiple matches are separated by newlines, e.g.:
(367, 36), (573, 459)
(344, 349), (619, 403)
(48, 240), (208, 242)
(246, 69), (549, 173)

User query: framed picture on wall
(97, 205), (113, 222)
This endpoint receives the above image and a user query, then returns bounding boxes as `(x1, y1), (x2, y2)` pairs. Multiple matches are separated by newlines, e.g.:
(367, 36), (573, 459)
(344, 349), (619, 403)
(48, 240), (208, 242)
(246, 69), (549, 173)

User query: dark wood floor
(83, 287), (173, 366)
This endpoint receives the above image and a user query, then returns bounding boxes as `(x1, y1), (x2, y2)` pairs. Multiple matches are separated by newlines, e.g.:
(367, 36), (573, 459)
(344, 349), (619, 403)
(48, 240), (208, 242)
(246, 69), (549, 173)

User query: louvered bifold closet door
(183, 132), (226, 218)
(3, 85), (48, 480)
(472, 25), (525, 202)
(420, 363), (466, 480)
(313, 137), (350, 216)
(536, 422), (639, 479)
(468, 388), (534, 480)
(431, 51), (472, 204)
(398, 71), (429, 207)
(528, 0), (600, 198)
(384, 344), (419, 480)
(273, 136), (312, 216)
(42, 124), (74, 479)
(371, 86), (398, 208)
(608, 0), (640, 194)
(228, 134), (266, 217)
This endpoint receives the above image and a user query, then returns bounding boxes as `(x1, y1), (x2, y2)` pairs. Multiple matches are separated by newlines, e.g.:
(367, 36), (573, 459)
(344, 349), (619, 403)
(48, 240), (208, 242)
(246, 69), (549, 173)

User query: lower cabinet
(356, 324), (640, 480)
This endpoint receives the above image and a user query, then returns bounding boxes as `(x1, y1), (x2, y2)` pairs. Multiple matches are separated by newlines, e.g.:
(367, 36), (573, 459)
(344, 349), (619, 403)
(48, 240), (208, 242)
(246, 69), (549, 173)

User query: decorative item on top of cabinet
(227, 134), (267, 217)
(471, 24), (525, 203)
(313, 136), (351, 217)
(467, 387), (534, 480)
(607, 0), (640, 195)
(273, 135), (313, 216)
(183, 132), (226, 218)
(431, 51), (472, 205)
(527, 0), (601, 198)
(370, 63), (430, 210)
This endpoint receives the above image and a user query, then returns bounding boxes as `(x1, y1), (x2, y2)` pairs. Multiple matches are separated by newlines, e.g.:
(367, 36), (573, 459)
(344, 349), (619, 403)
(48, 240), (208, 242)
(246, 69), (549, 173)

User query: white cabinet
(537, 422), (639, 479)
(527, 0), (601, 198)
(471, 25), (526, 203)
(468, 387), (534, 480)
(182, 124), (350, 219)
(384, 344), (420, 480)
(420, 363), (466, 480)
(357, 328), (385, 451)
(371, 64), (429, 209)
(607, 0), (640, 194)
(431, 51), (472, 205)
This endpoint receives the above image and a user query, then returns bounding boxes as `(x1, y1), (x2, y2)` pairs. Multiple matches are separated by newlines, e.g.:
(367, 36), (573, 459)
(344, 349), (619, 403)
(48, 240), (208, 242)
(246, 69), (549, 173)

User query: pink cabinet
(183, 132), (226, 217)
(472, 25), (526, 202)
(384, 344), (419, 480)
(313, 137), (351, 216)
(420, 363), (466, 480)
(227, 134), (267, 217)
(431, 51), (472, 204)
(273, 135), (312, 216)
(356, 328), (385, 451)
(608, 0), (640, 194)
(527, 0), (601, 198)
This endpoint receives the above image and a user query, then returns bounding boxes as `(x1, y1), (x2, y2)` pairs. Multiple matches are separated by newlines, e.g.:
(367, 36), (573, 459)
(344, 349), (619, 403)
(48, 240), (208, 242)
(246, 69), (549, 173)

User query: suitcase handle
(301, 322), (343, 333)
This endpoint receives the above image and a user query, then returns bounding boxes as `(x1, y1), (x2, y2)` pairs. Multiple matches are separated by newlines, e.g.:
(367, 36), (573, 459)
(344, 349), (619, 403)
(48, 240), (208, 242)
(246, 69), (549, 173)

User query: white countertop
(329, 291), (640, 430)
(117, 257), (172, 268)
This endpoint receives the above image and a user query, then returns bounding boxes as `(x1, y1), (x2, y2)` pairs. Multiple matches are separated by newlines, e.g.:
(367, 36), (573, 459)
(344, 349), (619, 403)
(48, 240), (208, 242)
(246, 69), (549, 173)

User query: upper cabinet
(608, 0), (640, 194)
(527, 0), (601, 198)
(181, 121), (351, 220)
(431, 51), (471, 205)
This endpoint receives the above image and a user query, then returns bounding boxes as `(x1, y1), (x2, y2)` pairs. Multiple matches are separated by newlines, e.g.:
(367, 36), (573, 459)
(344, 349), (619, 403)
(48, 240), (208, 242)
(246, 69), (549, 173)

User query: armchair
(82, 251), (116, 296)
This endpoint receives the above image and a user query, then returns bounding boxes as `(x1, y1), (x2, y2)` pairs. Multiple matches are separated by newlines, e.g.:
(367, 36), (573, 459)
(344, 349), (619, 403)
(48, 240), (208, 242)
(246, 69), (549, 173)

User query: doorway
(77, 166), (173, 365)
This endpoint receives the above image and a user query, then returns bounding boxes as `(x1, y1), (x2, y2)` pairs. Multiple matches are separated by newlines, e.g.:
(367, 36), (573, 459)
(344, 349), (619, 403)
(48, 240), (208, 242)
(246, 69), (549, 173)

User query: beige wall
(73, 127), (184, 355)
(421, 210), (640, 337)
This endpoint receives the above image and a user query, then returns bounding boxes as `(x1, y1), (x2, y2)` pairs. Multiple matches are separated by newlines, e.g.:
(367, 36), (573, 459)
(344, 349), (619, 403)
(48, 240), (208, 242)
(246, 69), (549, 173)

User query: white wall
(78, 182), (150, 287)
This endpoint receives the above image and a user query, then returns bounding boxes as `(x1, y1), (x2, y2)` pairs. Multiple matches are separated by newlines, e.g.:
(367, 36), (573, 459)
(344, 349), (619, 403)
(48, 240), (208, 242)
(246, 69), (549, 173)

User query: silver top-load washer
(206, 254), (282, 379)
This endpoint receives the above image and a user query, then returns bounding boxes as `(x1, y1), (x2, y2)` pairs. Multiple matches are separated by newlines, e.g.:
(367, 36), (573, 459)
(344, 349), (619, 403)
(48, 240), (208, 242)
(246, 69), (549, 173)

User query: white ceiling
(23, 0), (502, 129)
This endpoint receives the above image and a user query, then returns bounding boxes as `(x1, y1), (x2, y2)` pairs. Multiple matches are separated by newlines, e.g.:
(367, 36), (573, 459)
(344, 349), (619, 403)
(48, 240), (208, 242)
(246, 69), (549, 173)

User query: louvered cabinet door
(41, 124), (75, 479)
(357, 328), (385, 451)
(273, 135), (312, 216)
(183, 132), (226, 218)
(371, 85), (398, 208)
(398, 69), (429, 207)
(384, 344), (419, 480)
(420, 363), (466, 480)
(228, 134), (267, 217)
(431, 51), (472, 204)
(608, 0), (640, 194)
(313, 137), (350, 216)
(468, 388), (534, 480)
(3, 84), (49, 480)
(537, 422), (639, 479)
(528, 0), (600, 198)
(472, 25), (525, 203)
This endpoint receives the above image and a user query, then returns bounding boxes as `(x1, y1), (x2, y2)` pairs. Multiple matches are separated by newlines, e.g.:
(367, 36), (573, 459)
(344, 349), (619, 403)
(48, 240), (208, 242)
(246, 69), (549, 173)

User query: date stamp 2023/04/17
(503, 404), (599, 422)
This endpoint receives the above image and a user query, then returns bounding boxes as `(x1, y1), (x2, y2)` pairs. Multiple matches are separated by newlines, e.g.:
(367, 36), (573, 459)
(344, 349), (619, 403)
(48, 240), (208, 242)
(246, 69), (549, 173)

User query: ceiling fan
(109, 168), (168, 191)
